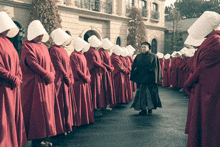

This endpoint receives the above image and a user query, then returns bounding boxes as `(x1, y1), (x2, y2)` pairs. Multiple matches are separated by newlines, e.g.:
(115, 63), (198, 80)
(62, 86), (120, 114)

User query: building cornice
(58, 4), (130, 22)
(0, 0), (30, 9)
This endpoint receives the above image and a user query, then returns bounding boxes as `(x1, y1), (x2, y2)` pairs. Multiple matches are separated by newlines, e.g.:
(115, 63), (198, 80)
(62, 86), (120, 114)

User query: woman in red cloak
(163, 54), (171, 87)
(156, 52), (164, 86)
(111, 45), (127, 105)
(0, 11), (27, 147)
(70, 37), (94, 126)
(184, 11), (220, 147)
(21, 20), (56, 147)
(49, 28), (74, 134)
(84, 35), (107, 111)
(120, 47), (132, 103)
(99, 38), (116, 108)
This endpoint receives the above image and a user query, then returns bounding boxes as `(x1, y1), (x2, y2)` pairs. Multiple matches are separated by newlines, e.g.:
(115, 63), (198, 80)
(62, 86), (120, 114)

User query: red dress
(125, 56), (133, 101)
(70, 51), (94, 126)
(170, 57), (183, 89)
(49, 45), (74, 133)
(162, 58), (171, 87)
(84, 47), (106, 109)
(128, 56), (136, 92)
(184, 30), (220, 147)
(176, 56), (184, 88)
(111, 53), (126, 104)
(21, 39), (57, 140)
(99, 48), (116, 105)
(0, 36), (27, 147)
(158, 58), (164, 85)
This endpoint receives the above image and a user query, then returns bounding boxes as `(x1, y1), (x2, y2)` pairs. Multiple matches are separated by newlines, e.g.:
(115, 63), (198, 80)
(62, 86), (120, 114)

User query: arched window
(151, 2), (159, 19)
(151, 2), (158, 12)
(65, 30), (72, 46)
(116, 37), (121, 46)
(84, 30), (100, 42)
(139, 0), (147, 17)
(151, 39), (157, 54)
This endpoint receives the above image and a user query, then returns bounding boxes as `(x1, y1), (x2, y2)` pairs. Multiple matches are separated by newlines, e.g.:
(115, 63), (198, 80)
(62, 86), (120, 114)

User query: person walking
(130, 42), (162, 115)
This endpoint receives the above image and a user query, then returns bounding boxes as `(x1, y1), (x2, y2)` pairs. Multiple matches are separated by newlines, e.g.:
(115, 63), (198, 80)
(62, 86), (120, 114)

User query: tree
(30, 0), (62, 47)
(165, 8), (183, 53)
(127, 7), (146, 54)
(166, 0), (220, 19)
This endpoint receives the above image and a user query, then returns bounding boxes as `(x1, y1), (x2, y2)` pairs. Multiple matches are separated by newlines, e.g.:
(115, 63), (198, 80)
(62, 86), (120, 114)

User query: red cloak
(111, 53), (126, 104)
(125, 56), (134, 101)
(49, 45), (74, 133)
(158, 58), (164, 85)
(21, 39), (57, 140)
(170, 57), (183, 89)
(128, 56), (136, 92)
(162, 58), (171, 87)
(70, 51), (94, 126)
(0, 36), (27, 147)
(84, 47), (106, 109)
(184, 30), (220, 147)
(99, 48), (116, 105)
(176, 56), (184, 88)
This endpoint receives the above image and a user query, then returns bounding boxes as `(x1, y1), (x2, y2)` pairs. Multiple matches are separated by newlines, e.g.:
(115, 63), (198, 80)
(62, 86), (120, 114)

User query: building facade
(0, 0), (166, 56)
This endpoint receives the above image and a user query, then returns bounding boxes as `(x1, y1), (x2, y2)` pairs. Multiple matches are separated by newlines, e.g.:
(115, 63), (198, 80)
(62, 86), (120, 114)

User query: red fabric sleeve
(50, 48), (67, 77)
(24, 44), (48, 77)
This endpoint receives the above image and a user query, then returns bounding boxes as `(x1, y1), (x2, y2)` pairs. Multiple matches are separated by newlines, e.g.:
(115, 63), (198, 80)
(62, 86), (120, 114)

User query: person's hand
(63, 74), (71, 87)
(44, 72), (55, 85)
(103, 66), (107, 72)
(110, 67), (114, 72)
(84, 76), (91, 83)
(183, 82), (191, 95)
(10, 76), (22, 89)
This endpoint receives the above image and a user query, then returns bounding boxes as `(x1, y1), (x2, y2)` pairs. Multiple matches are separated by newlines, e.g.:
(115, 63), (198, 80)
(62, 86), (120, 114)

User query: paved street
(25, 86), (189, 147)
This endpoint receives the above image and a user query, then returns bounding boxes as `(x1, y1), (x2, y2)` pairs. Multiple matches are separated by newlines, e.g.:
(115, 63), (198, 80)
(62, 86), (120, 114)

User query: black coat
(130, 51), (162, 84)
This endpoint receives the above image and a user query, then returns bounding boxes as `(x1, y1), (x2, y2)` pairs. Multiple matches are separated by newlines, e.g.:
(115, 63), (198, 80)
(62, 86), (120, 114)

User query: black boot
(138, 110), (147, 115)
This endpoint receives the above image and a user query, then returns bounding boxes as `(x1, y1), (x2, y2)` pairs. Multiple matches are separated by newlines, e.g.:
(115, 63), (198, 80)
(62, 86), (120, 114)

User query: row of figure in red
(0, 12), (136, 147)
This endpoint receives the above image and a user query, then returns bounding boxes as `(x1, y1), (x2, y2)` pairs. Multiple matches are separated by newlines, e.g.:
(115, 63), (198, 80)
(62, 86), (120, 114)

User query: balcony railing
(74, 0), (112, 14)
(151, 11), (159, 20)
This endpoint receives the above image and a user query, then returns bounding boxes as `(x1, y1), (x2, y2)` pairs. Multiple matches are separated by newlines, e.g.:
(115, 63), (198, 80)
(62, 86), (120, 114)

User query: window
(139, 0), (147, 17)
(151, 2), (159, 20)
(116, 37), (121, 46)
(151, 39), (157, 54)
(151, 2), (158, 12)
(78, 0), (100, 11)
(126, 0), (134, 14)
(65, 30), (72, 46)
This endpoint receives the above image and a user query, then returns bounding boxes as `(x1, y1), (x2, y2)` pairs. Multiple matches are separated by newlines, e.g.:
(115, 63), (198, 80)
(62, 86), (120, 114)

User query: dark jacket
(130, 51), (162, 84)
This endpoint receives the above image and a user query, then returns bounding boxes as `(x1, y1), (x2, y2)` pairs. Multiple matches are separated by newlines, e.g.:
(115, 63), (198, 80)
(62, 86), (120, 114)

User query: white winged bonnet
(51, 28), (72, 46)
(156, 52), (164, 59)
(164, 54), (171, 60)
(88, 35), (102, 47)
(74, 37), (90, 52)
(121, 47), (129, 57)
(184, 35), (205, 47)
(188, 11), (220, 40)
(112, 45), (123, 56)
(101, 38), (114, 50)
(0, 11), (19, 38)
(27, 20), (49, 42)
(127, 45), (135, 52)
